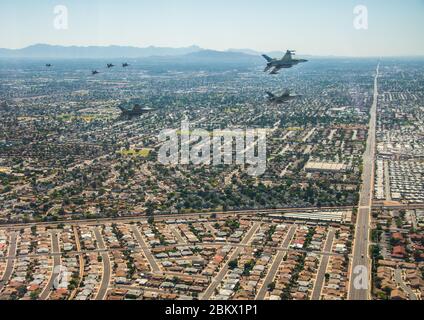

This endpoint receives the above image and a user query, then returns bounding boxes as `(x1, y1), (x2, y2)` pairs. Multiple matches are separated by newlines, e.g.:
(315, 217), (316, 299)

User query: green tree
(228, 259), (238, 270)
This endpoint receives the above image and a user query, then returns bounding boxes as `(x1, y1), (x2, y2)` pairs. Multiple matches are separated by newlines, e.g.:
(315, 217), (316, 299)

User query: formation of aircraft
(44, 62), (127, 75)
(262, 50), (308, 75)
(38, 61), (155, 120)
(262, 49), (308, 105)
(266, 90), (301, 104)
(44, 49), (307, 115)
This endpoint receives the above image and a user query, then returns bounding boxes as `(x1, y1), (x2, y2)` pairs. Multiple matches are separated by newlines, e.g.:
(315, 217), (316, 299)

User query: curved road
(94, 227), (111, 300)
(394, 269), (417, 300)
(40, 231), (61, 300)
(0, 232), (18, 291)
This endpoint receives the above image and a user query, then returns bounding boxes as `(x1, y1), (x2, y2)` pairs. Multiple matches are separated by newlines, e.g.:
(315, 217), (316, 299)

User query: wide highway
(348, 63), (379, 300)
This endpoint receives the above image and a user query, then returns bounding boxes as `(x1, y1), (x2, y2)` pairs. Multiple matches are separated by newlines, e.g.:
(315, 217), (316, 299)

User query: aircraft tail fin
(118, 105), (126, 112)
(282, 51), (292, 62)
(262, 54), (273, 62)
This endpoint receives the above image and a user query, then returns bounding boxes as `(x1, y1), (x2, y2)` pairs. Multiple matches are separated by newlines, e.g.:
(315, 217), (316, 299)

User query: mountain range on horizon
(0, 44), (295, 59)
(1, 44), (419, 60)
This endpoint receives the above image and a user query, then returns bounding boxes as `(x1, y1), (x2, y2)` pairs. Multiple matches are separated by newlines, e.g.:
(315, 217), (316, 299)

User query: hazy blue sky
(1, 0), (423, 56)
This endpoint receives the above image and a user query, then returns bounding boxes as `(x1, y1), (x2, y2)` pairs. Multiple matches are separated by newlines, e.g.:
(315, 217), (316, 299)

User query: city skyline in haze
(1, 0), (424, 57)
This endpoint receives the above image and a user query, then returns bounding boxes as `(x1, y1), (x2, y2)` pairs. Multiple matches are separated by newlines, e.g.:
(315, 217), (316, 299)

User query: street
(311, 228), (335, 300)
(255, 225), (297, 300)
(40, 230), (61, 300)
(348, 63), (380, 300)
(201, 222), (260, 300)
(93, 227), (111, 300)
(0, 232), (18, 291)
(131, 225), (161, 273)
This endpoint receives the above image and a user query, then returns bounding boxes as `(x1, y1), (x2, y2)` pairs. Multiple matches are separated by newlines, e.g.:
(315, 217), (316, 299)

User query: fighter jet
(265, 90), (301, 104)
(92, 70), (100, 75)
(107, 63), (115, 68)
(262, 50), (308, 74)
(122, 63), (129, 68)
(117, 100), (156, 117)
(45, 64), (52, 67)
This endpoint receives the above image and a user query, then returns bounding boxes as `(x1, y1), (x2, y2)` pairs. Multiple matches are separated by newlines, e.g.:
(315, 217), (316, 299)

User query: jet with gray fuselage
(262, 50), (308, 74)
(266, 90), (301, 104)
(117, 100), (156, 117)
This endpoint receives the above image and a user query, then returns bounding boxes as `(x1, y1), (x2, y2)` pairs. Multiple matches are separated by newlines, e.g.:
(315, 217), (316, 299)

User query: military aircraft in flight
(91, 70), (100, 75)
(122, 63), (129, 67)
(107, 63), (115, 68)
(262, 50), (308, 74)
(265, 90), (301, 104)
(117, 100), (156, 117)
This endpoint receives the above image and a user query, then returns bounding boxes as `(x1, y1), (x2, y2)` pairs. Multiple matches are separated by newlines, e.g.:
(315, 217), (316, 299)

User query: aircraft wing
(265, 91), (275, 98)
(262, 54), (273, 62)
(270, 66), (283, 74)
(117, 105), (127, 112)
